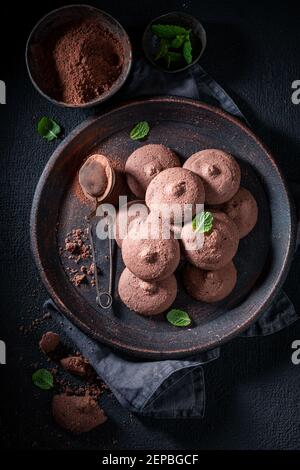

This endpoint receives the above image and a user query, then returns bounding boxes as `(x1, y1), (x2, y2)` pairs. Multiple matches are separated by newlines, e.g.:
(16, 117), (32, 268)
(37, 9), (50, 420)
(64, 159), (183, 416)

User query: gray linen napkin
(45, 300), (219, 418)
(44, 59), (298, 418)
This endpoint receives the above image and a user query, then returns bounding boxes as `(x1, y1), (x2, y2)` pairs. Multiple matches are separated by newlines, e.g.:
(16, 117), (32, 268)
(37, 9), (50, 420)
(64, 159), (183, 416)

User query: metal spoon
(87, 200), (113, 310)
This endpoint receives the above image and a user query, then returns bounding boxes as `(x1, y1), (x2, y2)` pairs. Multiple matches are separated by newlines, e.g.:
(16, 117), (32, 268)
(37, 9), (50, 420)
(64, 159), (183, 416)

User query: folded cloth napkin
(44, 59), (299, 418)
(45, 300), (219, 418)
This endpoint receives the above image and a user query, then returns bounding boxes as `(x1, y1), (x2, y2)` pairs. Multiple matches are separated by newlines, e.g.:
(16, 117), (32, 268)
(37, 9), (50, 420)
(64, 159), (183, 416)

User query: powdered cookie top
(121, 215), (180, 281)
(145, 167), (205, 221)
(181, 211), (239, 270)
(222, 187), (258, 238)
(114, 200), (149, 247)
(183, 149), (241, 204)
(183, 261), (237, 303)
(125, 144), (180, 198)
(118, 268), (177, 315)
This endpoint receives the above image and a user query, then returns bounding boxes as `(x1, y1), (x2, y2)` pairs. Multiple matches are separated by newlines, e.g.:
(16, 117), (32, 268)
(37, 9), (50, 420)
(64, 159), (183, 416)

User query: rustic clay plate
(30, 97), (296, 359)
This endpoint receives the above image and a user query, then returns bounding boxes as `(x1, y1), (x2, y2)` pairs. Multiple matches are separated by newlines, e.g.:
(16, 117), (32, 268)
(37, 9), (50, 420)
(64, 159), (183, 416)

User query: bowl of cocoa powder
(26, 5), (132, 108)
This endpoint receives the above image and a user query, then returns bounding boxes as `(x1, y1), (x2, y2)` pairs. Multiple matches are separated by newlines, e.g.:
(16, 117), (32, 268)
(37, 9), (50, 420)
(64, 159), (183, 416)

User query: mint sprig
(151, 24), (193, 68)
(171, 35), (186, 48)
(32, 369), (54, 390)
(130, 121), (150, 140)
(155, 39), (169, 60)
(183, 39), (193, 64)
(167, 309), (192, 327)
(192, 211), (214, 233)
(151, 24), (188, 38)
(165, 51), (182, 68)
(37, 117), (61, 141)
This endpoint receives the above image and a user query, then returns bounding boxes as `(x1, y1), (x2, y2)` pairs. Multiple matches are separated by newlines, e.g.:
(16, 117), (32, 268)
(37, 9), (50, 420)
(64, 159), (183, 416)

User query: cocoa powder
(33, 19), (124, 104)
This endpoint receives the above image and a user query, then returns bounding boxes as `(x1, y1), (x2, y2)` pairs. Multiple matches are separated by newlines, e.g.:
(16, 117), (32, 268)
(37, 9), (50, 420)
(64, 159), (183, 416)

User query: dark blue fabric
(45, 59), (299, 418)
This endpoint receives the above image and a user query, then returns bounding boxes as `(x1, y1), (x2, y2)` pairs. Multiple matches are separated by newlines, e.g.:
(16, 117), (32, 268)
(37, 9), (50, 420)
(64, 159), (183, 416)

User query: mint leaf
(32, 369), (54, 390)
(165, 51), (182, 68)
(130, 121), (150, 140)
(152, 24), (189, 39)
(183, 39), (193, 64)
(171, 35), (185, 48)
(155, 38), (169, 60)
(37, 117), (61, 141)
(192, 211), (214, 233)
(167, 309), (192, 327)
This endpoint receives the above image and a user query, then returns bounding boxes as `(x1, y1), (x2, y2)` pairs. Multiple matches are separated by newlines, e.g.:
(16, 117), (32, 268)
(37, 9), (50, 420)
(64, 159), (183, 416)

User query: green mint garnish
(167, 309), (192, 327)
(32, 368), (54, 390)
(192, 211), (214, 233)
(37, 117), (61, 141)
(155, 38), (169, 60)
(171, 35), (185, 48)
(151, 24), (189, 39)
(152, 24), (193, 69)
(130, 121), (150, 141)
(165, 51), (182, 68)
(183, 39), (193, 64)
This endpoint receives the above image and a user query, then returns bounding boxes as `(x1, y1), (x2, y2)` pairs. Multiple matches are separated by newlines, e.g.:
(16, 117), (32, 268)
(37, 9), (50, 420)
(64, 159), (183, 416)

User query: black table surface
(1, 0), (300, 450)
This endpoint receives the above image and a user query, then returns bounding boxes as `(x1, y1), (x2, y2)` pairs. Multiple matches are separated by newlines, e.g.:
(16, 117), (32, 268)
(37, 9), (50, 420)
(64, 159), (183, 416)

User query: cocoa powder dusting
(33, 19), (124, 104)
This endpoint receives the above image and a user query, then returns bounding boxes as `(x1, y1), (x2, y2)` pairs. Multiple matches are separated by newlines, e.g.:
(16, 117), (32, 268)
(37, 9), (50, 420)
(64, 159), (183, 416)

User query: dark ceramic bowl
(25, 4), (132, 108)
(143, 12), (207, 73)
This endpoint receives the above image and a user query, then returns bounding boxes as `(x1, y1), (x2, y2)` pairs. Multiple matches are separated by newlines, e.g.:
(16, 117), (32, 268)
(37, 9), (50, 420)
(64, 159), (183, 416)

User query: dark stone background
(1, 0), (300, 450)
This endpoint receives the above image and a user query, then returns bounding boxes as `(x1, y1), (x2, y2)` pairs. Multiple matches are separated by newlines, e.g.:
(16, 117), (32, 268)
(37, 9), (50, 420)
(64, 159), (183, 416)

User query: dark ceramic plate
(31, 97), (296, 359)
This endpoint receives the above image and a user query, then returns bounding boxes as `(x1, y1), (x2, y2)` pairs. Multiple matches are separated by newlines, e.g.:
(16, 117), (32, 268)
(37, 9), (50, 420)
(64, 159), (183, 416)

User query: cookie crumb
(52, 394), (107, 434)
(39, 331), (60, 354)
(60, 356), (90, 377)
